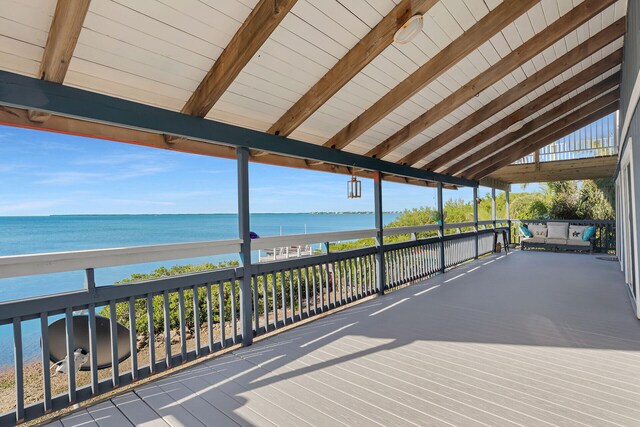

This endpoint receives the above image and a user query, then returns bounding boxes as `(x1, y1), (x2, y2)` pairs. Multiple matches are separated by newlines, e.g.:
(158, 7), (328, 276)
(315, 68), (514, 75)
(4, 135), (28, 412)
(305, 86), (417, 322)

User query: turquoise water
(0, 213), (398, 365)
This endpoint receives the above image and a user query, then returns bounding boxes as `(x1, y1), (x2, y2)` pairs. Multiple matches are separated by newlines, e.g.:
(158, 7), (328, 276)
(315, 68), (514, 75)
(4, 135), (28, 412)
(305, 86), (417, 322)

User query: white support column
(437, 181), (445, 273)
(237, 147), (253, 346)
(473, 187), (479, 259)
(505, 190), (511, 246)
(491, 188), (496, 228)
(374, 171), (385, 294)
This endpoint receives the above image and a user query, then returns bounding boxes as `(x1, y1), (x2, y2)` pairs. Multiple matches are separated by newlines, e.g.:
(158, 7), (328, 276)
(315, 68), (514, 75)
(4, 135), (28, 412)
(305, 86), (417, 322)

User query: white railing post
(491, 188), (496, 229)
(473, 187), (479, 259)
(505, 190), (511, 246)
(374, 171), (385, 294)
(237, 147), (253, 347)
(437, 181), (445, 273)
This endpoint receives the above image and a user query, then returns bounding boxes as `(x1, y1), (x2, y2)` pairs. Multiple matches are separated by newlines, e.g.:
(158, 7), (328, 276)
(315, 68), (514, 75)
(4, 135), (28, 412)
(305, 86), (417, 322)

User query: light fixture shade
(393, 15), (423, 45)
(507, 121), (524, 133)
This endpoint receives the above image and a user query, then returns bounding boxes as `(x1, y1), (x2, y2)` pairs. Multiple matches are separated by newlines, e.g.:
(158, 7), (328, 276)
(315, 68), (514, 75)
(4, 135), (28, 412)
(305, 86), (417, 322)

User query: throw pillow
(547, 222), (569, 239)
(568, 225), (588, 240)
(519, 225), (533, 238)
(582, 226), (596, 241)
(528, 224), (547, 238)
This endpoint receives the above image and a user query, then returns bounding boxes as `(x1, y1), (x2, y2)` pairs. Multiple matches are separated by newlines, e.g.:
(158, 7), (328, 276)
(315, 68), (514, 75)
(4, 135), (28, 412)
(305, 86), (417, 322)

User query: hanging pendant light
(347, 173), (362, 199)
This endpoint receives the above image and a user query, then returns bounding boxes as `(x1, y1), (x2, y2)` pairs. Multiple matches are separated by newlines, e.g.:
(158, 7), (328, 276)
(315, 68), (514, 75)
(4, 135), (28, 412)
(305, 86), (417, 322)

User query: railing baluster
(312, 265), (318, 314)
(206, 284), (213, 352)
(251, 277), (259, 335)
(218, 281), (226, 346)
(303, 267), (310, 317)
(193, 286), (201, 356)
(323, 263), (331, 309)
(128, 297), (138, 380)
(177, 289), (187, 361)
(262, 273), (269, 329)
(296, 268), (302, 320)
(271, 273), (278, 328)
(230, 280), (238, 343)
(163, 291), (172, 367)
(109, 300), (119, 386)
(335, 261), (342, 305)
(280, 270), (287, 324)
(13, 318), (24, 423)
(65, 308), (76, 402)
(145, 294), (155, 372)
(40, 313), (52, 412)
(288, 268), (294, 323)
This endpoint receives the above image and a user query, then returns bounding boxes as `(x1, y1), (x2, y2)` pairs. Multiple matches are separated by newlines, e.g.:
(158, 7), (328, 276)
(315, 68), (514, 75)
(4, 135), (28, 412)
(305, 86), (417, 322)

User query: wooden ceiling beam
(487, 156), (617, 183)
(440, 51), (623, 175)
(446, 73), (620, 177)
(388, 3), (621, 164)
(181, 0), (297, 118)
(268, 0), (438, 137)
(466, 99), (619, 179)
(38, 0), (90, 83)
(416, 19), (625, 170)
(322, 0), (539, 150)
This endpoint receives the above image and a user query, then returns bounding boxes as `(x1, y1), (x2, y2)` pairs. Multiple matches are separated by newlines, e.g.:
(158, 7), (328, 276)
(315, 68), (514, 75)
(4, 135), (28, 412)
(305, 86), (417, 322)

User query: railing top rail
(252, 229), (377, 250)
(443, 222), (475, 229)
(0, 239), (243, 279)
(384, 224), (440, 236)
(513, 219), (614, 224)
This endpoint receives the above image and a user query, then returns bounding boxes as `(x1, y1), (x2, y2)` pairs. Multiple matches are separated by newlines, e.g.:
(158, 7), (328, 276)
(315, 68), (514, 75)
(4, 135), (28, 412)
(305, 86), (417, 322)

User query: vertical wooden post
(437, 181), (445, 273)
(237, 147), (253, 346)
(491, 188), (496, 229)
(505, 190), (511, 245)
(534, 149), (540, 170)
(374, 171), (385, 294)
(473, 186), (479, 259)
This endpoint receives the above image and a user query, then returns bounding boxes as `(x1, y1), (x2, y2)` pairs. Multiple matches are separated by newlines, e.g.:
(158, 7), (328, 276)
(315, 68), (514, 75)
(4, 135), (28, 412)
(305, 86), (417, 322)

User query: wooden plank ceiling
(0, 0), (628, 184)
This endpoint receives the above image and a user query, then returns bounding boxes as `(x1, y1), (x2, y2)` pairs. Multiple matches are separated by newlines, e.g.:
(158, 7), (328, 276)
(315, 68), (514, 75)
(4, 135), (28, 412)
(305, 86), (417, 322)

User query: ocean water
(0, 213), (398, 365)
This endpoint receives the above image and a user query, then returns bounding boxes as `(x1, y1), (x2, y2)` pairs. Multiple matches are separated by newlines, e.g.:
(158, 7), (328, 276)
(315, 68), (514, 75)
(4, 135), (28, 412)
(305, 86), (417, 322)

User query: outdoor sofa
(519, 222), (596, 252)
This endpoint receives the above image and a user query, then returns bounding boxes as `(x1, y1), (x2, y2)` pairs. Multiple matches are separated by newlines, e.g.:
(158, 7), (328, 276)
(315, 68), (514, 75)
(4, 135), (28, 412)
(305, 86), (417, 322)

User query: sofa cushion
(547, 222), (569, 239)
(522, 237), (545, 244)
(528, 224), (547, 238)
(568, 225), (588, 240)
(545, 238), (568, 245)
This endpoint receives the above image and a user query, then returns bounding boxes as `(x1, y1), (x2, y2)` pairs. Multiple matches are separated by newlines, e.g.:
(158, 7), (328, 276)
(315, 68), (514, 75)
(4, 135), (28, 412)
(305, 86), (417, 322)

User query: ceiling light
(393, 15), (423, 45)
(507, 121), (524, 133)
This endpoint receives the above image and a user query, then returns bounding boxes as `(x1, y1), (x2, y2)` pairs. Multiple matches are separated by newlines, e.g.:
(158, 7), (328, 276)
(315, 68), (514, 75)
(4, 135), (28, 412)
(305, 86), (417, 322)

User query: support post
(491, 188), (496, 229)
(505, 190), (511, 245)
(473, 187), (479, 259)
(237, 147), (253, 346)
(374, 171), (385, 294)
(437, 181), (445, 273)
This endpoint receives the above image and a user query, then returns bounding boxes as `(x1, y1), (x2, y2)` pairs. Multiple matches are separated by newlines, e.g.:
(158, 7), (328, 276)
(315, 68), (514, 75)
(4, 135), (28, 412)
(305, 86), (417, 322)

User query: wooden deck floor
(44, 250), (640, 427)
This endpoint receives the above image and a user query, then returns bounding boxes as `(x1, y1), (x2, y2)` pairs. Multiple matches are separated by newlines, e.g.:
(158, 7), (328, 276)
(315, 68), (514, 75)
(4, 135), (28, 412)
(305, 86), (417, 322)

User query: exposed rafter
(437, 50), (623, 175)
(472, 103), (618, 179)
(38, 0), (90, 83)
(181, 0), (297, 118)
(268, 0), (438, 137)
(387, 2), (621, 164)
(466, 98), (619, 179)
(405, 17), (624, 168)
(487, 155), (617, 183)
(322, 0), (538, 150)
(444, 72), (620, 176)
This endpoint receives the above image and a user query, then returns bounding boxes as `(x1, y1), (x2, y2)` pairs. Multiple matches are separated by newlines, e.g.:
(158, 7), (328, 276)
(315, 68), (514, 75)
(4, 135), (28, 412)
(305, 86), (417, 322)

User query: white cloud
(0, 199), (67, 214)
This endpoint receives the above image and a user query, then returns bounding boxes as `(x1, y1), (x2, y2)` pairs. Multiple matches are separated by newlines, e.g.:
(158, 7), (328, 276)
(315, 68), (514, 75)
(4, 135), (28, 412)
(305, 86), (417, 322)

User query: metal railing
(0, 223), (505, 426)
(515, 112), (617, 164)
(509, 219), (616, 253)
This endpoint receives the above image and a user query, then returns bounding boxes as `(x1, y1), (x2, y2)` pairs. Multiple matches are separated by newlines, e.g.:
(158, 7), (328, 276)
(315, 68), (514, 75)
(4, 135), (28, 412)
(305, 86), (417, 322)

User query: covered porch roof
(0, 0), (628, 188)
(42, 250), (640, 426)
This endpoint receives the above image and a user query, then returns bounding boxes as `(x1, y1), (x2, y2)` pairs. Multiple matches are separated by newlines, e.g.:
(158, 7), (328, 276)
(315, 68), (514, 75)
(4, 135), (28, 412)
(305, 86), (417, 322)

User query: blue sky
(0, 125), (532, 216)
